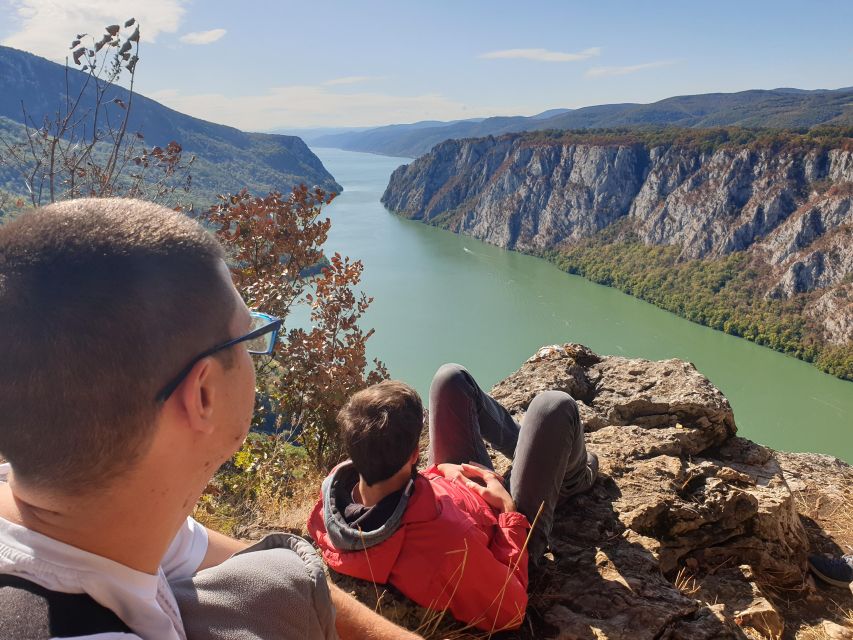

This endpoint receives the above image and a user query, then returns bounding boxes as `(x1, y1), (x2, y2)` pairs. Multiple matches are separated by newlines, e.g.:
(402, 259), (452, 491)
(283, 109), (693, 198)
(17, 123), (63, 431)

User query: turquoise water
(309, 147), (853, 463)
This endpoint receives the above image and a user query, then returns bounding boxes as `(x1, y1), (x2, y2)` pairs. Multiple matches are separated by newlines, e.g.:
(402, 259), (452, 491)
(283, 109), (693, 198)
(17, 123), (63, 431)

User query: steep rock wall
(382, 136), (853, 345)
(383, 139), (852, 278)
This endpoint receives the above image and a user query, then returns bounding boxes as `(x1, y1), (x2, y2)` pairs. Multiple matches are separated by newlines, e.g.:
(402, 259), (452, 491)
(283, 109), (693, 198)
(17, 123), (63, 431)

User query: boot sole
(808, 561), (853, 589)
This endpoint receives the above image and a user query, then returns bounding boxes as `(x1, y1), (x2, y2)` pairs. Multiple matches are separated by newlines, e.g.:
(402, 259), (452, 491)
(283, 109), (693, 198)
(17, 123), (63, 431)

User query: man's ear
(408, 448), (419, 465)
(176, 357), (217, 434)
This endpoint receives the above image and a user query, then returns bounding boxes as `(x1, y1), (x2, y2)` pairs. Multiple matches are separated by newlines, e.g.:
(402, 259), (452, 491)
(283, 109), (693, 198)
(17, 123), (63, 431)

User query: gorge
(380, 129), (853, 380)
(311, 147), (853, 464)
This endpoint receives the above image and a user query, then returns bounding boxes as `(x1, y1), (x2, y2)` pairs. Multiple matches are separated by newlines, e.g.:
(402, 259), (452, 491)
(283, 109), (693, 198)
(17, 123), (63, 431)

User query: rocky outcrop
(383, 138), (853, 267)
(382, 136), (853, 346)
(328, 344), (852, 639)
(806, 285), (853, 346)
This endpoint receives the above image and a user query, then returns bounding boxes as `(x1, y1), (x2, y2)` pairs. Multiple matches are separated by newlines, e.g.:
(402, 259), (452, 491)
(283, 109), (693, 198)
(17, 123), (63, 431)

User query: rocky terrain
(325, 344), (853, 639)
(381, 133), (853, 349)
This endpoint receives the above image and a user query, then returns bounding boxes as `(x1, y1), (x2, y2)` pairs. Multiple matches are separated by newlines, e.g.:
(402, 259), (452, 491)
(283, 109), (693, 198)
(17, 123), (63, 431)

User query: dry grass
(194, 464), (324, 539)
(785, 479), (853, 640)
(795, 604), (853, 639)
(793, 487), (853, 555)
(673, 566), (701, 597)
(743, 630), (783, 640)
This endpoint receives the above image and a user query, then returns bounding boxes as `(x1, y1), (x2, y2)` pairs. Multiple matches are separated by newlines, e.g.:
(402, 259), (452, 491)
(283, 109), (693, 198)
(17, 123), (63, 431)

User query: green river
(311, 147), (853, 463)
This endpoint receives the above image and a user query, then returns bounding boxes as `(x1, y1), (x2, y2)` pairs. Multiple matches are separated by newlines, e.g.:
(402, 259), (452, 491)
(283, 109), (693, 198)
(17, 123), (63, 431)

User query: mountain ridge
(315, 87), (853, 158)
(0, 45), (341, 201)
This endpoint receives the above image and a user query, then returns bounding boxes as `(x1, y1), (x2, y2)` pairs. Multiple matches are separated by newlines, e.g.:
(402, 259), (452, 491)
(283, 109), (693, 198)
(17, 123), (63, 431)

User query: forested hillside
(316, 87), (853, 157)
(0, 45), (341, 202)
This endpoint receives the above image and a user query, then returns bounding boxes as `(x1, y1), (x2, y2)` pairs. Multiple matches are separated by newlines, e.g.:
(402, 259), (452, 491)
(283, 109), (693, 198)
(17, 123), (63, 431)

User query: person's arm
(438, 464), (528, 631)
(197, 529), (423, 637)
(457, 464), (529, 572)
(198, 526), (250, 571)
(329, 582), (423, 639)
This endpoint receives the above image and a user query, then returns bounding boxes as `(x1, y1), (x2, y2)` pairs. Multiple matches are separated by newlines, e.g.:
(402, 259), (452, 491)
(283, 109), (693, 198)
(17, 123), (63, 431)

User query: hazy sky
(1, 0), (851, 131)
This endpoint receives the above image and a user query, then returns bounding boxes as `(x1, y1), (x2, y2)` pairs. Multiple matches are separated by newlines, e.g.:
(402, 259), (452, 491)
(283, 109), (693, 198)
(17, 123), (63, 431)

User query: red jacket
(307, 463), (529, 632)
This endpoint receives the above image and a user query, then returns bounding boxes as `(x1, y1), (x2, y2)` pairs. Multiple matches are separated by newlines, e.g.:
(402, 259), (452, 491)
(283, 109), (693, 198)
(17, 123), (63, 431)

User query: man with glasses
(0, 198), (420, 639)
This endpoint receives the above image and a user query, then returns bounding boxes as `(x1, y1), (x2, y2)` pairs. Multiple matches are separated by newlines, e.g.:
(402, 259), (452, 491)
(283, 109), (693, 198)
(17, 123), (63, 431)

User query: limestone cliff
(326, 344), (853, 639)
(381, 134), (853, 347)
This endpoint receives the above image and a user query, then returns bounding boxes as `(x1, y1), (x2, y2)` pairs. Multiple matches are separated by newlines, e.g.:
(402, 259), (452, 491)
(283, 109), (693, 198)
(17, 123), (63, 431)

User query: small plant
(195, 433), (317, 535)
(0, 19), (193, 208)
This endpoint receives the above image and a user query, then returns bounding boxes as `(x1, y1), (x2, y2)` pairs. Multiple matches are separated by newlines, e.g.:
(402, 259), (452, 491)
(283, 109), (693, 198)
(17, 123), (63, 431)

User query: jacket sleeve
(435, 516), (530, 632)
(490, 511), (530, 578)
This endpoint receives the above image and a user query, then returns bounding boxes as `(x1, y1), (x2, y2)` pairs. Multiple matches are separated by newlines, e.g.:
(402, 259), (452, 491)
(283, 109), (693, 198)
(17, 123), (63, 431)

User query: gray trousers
(427, 364), (591, 560)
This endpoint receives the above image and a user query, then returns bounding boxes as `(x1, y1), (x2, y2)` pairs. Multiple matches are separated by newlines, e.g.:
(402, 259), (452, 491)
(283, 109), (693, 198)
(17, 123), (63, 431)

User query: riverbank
(539, 236), (852, 381)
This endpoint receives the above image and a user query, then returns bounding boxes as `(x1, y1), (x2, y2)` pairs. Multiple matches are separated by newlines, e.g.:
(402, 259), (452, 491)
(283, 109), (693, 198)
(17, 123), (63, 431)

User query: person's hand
(436, 463), (466, 484)
(459, 463), (516, 513)
(437, 461), (499, 485)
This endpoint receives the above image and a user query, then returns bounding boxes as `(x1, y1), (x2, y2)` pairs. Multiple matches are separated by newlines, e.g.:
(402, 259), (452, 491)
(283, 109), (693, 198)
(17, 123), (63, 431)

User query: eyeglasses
(156, 311), (282, 403)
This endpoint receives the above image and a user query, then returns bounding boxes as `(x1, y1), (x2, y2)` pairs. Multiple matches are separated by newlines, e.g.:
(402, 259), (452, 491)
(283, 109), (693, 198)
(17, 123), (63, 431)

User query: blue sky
(1, 0), (851, 130)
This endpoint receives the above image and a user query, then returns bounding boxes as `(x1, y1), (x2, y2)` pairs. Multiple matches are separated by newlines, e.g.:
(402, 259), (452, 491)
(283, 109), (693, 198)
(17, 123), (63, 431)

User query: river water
(310, 147), (853, 463)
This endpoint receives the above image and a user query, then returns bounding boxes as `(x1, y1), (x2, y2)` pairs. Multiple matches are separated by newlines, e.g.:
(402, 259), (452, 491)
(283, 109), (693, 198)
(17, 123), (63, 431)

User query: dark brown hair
(0, 198), (235, 492)
(338, 380), (424, 485)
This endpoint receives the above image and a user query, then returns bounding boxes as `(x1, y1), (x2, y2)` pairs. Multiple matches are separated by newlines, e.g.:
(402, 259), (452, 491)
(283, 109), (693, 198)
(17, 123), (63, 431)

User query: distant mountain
(311, 116), (494, 155)
(315, 88), (853, 158)
(530, 108), (573, 120)
(0, 46), (341, 201)
(270, 126), (374, 144)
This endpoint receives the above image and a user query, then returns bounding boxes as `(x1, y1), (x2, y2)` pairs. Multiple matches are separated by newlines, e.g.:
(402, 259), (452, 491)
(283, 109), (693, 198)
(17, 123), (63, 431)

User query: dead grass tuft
(794, 487), (853, 555)
(674, 565), (701, 597)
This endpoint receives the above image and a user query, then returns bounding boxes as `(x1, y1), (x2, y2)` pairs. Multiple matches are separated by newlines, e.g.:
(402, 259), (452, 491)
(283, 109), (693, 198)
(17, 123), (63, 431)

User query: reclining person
(308, 366), (598, 632)
(0, 198), (420, 640)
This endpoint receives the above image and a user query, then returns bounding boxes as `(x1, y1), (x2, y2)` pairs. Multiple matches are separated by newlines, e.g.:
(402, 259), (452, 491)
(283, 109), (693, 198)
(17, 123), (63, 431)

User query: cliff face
(382, 136), (853, 345)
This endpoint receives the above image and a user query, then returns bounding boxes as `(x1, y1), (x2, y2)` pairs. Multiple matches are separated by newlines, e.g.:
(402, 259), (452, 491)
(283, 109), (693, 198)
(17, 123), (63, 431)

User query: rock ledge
(330, 344), (852, 639)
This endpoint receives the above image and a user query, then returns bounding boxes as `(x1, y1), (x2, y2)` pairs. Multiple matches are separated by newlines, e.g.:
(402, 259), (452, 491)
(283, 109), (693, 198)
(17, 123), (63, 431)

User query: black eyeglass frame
(156, 311), (282, 403)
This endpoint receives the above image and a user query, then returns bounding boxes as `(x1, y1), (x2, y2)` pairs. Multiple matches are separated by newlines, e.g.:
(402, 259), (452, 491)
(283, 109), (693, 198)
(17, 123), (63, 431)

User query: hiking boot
(561, 451), (599, 499)
(808, 554), (853, 588)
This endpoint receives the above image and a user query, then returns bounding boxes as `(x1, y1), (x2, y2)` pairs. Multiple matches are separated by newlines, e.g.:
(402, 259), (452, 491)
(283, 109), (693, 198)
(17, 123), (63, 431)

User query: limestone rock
(804, 284), (853, 346)
(693, 566), (784, 638)
(491, 345), (811, 638)
(819, 621), (853, 640)
(316, 344), (852, 639)
(382, 136), (853, 298)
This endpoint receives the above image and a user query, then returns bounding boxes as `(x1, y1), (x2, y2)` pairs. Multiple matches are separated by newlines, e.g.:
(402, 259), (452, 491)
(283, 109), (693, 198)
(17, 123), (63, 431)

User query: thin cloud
(479, 47), (601, 63)
(146, 84), (527, 129)
(323, 76), (383, 86)
(179, 28), (226, 45)
(1, 0), (187, 60)
(586, 60), (676, 77)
